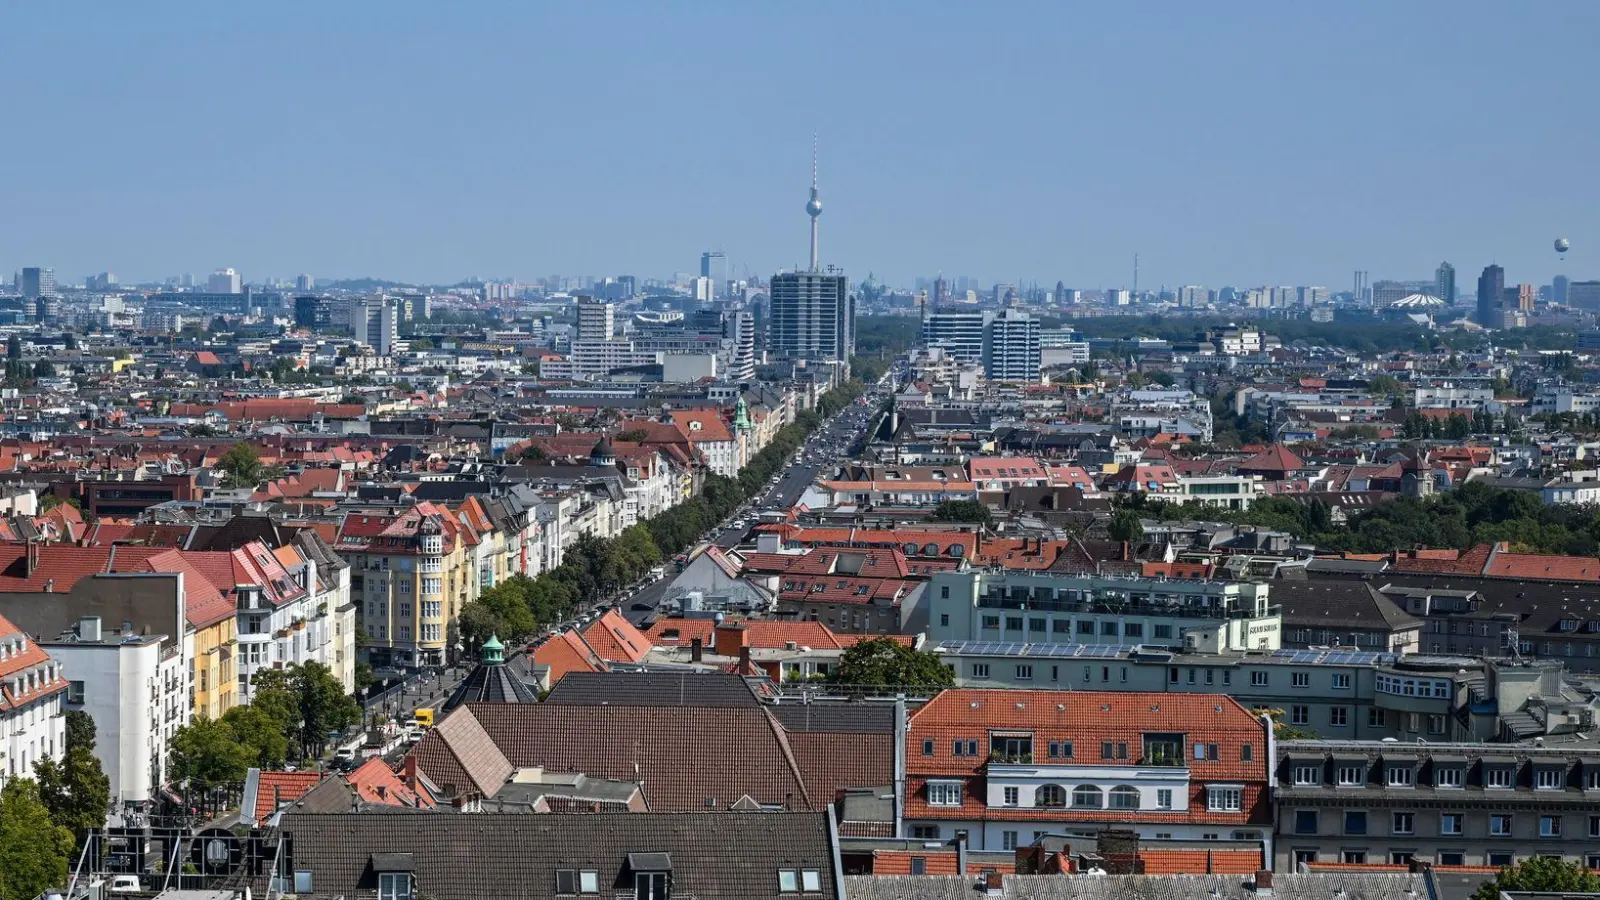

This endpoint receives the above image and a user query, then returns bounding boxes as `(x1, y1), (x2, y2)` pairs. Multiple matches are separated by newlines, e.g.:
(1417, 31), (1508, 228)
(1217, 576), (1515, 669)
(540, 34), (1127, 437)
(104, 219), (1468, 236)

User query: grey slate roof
(543, 671), (762, 707)
(278, 810), (839, 900)
(441, 657), (539, 713)
(768, 702), (896, 734)
(1271, 580), (1423, 632)
(843, 873), (1429, 900)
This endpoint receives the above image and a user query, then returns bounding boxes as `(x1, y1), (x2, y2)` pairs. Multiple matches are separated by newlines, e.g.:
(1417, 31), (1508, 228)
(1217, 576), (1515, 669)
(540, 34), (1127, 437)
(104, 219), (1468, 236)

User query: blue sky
(1, 2), (1594, 290)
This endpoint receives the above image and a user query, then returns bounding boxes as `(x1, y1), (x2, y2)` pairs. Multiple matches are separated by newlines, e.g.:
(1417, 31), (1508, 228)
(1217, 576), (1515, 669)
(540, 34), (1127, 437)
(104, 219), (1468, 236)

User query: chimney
(690, 637), (704, 663)
(714, 622), (748, 658)
(738, 646), (751, 671)
(25, 539), (39, 578)
(984, 871), (1003, 896)
(1253, 870), (1273, 895)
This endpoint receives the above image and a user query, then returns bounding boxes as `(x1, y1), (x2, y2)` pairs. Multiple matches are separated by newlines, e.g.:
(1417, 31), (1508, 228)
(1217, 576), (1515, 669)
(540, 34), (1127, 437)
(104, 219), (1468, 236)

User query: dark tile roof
(441, 658), (538, 713)
(542, 671), (762, 707)
(1272, 580), (1423, 632)
(278, 810), (840, 900)
(417, 703), (813, 811)
(768, 702), (895, 734)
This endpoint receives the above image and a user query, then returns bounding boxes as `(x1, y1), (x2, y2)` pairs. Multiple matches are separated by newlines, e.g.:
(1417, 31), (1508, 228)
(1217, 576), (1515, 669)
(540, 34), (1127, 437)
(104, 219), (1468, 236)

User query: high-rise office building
(208, 268), (241, 294)
(1504, 284), (1535, 312)
(769, 149), (852, 366)
(1477, 265), (1505, 326)
(1553, 275), (1570, 306)
(1435, 262), (1456, 305)
(1568, 281), (1600, 312)
(295, 274), (315, 292)
(932, 276), (949, 306)
(983, 309), (1042, 382)
(294, 295), (331, 329)
(1177, 285), (1210, 307)
(576, 296), (615, 343)
(922, 309), (989, 362)
(725, 311), (756, 381)
(691, 276), (715, 303)
(699, 252), (727, 299)
(20, 267), (55, 299)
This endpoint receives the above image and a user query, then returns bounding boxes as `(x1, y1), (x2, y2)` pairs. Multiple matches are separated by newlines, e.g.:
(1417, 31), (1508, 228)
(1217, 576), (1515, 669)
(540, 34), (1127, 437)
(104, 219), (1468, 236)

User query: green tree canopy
(218, 441), (265, 488)
(1107, 508), (1145, 543)
(1469, 856), (1600, 900)
(170, 715), (253, 786)
(65, 708), (96, 752)
(832, 638), (954, 691)
(930, 500), (992, 527)
(0, 778), (75, 900)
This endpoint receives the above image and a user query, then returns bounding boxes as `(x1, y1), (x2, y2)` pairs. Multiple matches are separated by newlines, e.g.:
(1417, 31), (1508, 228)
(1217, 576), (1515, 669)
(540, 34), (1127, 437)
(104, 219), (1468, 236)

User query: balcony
(977, 592), (1273, 621)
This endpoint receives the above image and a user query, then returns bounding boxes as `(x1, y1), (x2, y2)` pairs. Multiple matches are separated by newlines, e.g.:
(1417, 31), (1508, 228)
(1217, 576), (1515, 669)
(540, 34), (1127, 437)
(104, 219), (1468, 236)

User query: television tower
(806, 135), (823, 271)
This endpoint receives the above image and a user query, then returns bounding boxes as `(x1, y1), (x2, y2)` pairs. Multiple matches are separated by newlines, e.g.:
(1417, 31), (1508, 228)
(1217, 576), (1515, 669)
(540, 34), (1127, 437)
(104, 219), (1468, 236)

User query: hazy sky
(2, 2), (1594, 290)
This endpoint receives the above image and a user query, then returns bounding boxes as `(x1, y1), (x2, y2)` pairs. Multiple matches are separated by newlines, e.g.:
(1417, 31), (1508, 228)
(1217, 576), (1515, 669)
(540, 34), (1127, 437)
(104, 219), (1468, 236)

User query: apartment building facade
(903, 690), (1273, 850)
(924, 570), (1282, 654)
(1274, 740), (1600, 870)
(0, 613), (66, 785)
(337, 503), (477, 669)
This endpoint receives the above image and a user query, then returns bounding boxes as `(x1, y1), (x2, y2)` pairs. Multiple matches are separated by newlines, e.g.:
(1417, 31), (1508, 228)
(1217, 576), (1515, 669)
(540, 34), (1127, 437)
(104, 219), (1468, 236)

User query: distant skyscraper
(984, 309), (1042, 382)
(1553, 275), (1570, 305)
(922, 309), (989, 362)
(1503, 284), (1535, 312)
(932, 275), (949, 306)
(770, 147), (852, 367)
(19, 267), (55, 299)
(208, 268), (241, 294)
(576, 296), (615, 343)
(1435, 262), (1456, 305)
(295, 274), (315, 292)
(1568, 281), (1600, 312)
(1477, 264), (1505, 326)
(724, 310), (756, 381)
(699, 251), (727, 299)
(691, 276), (715, 303)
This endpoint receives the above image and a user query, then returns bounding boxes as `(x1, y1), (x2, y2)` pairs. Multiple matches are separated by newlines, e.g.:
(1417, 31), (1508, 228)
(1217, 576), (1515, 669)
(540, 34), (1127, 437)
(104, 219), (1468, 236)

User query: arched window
(1034, 784), (1067, 808)
(1072, 785), (1103, 809)
(1109, 786), (1140, 810)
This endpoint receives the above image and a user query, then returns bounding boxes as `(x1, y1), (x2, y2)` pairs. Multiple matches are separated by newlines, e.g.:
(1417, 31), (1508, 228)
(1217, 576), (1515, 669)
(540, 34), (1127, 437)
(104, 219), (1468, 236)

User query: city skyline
(2, 3), (1596, 288)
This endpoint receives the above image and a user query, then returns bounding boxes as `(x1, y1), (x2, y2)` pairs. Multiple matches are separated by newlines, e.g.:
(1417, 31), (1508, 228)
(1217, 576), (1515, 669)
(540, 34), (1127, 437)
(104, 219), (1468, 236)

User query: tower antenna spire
(806, 133), (823, 271)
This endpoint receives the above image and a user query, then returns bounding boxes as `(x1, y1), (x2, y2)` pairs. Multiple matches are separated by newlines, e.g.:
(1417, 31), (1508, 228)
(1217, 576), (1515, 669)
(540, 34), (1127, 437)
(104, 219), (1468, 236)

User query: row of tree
(166, 661), (360, 806)
(0, 710), (111, 900)
(455, 381), (866, 647)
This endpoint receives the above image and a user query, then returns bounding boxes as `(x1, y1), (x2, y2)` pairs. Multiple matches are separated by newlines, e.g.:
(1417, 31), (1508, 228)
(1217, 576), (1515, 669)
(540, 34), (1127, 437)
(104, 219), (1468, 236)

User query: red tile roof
(578, 609), (652, 664)
(252, 770), (324, 823)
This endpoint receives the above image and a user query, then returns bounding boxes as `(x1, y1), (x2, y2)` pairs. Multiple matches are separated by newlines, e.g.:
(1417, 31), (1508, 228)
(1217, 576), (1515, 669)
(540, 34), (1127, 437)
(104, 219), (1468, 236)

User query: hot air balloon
(1556, 237), (1571, 257)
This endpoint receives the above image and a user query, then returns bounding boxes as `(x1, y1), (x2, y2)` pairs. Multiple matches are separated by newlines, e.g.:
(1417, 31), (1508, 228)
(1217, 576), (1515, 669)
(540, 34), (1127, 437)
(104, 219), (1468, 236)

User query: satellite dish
(1556, 237), (1571, 258)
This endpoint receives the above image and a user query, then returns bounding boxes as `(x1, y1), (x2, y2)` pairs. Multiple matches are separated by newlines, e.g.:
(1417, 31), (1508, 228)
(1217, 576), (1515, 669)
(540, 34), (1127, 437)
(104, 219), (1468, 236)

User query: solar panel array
(940, 641), (1130, 659)
(1270, 648), (1395, 666)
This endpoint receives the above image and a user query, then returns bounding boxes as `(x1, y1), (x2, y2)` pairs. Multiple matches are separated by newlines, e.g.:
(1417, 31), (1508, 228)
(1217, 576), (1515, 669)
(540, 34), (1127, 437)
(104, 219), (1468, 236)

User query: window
(909, 857), (926, 875)
(1391, 852), (1415, 866)
(1440, 813), (1462, 836)
(1342, 851), (1367, 865)
(1486, 767), (1513, 789)
(1072, 785), (1103, 809)
(1295, 810), (1318, 834)
(1536, 768), (1563, 789)
(909, 825), (939, 840)
(1003, 786), (1019, 806)
(1101, 621), (1118, 636)
(778, 871), (798, 892)
(1591, 816), (1600, 838)
(927, 782), (963, 806)
(1194, 743), (1218, 761)
(1387, 766), (1413, 787)
(1292, 672), (1309, 688)
(1109, 786), (1140, 809)
(378, 874), (413, 900)
(1029, 617), (1046, 633)
(1006, 616), (1023, 631)
(1368, 707), (1387, 727)
(1541, 816), (1562, 838)
(1156, 789), (1173, 809)
(982, 616), (1000, 630)
(922, 739), (934, 756)
(971, 664), (990, 679)
(1207, 785), (1242, 812)
(1015, 665), (1033, 681)
(1428, 714), (1446, 735)
(1344, 811), (1367, 835)
(1489, 853), (1514, 867)
(1293, 765), (1320, 785)
(1332, 673), (1350, 690)
(801, 871), (821, 892)
(1329, 707), (1348, 727)
(1291, 705), (1309, 726)
(939, 614), (950, 627)
(952, 739), (978, 757)
(1155, 624), (1172, 639)
(940, 586), (950, 599)
(1392, 812), (1414, 835)
(1490, 814), (1512, 836)
(1048, 740), (1073, 759)
(1434, 766), (1461, 788)
(1002, 831), (1018, 851)
(1590, 855), (1600, 872)
(1034, 784), (1066, 807)
(67, 680), (84, 704)
(1241, 745), (1253, 762)
(1250, 671), (1268, 687)
(1077, 621), (1094, 635)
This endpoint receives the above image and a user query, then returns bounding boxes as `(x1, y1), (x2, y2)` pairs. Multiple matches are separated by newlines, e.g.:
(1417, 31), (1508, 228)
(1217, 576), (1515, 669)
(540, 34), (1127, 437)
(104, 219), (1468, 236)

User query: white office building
(207, 268), (242, 294)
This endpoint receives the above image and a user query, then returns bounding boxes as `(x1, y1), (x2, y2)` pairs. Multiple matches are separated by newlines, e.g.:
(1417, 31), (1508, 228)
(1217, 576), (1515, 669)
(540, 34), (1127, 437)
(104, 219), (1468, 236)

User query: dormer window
(378, 873), (412, 900)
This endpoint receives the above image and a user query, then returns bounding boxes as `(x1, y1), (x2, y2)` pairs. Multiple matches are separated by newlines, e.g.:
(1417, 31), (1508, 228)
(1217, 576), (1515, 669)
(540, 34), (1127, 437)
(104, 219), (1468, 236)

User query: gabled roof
(578, 609), (653, 664)
(1237, 443), (1305, 473)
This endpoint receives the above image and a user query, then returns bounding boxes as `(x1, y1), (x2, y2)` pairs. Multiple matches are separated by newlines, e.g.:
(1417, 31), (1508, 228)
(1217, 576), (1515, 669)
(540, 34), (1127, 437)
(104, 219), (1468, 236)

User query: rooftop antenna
(806, 134), (823, 272)
(1133, 253), (1139, 298)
